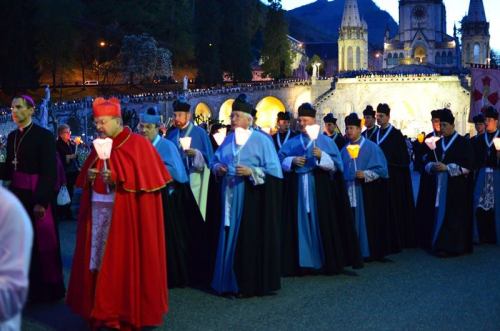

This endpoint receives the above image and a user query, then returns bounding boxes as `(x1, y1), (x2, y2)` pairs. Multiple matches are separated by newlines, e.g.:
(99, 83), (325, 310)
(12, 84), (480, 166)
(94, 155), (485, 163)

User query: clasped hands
(66, 154), (77, 162)
(292, 147), (322, 167)
(215, 164), (252, 177)
(88, 168), (114, 185)
(185, 148), (197, 157)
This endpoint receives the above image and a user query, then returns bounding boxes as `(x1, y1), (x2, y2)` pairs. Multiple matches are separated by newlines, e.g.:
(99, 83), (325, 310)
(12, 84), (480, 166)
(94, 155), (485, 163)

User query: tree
(0, 0), (39, 90)
(84, 0), (194, 67)
(119, 34), (173, 84)
(219, 0), (262, 82)
(260, 0), (292, 79)
(34, 0), (83, 86)
(153, 0), (195, 66)
(195, 0), (223, 85)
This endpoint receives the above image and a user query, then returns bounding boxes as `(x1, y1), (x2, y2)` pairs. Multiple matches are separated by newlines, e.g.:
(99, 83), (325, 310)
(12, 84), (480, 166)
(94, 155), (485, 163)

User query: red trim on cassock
(67, 127), (172, 329)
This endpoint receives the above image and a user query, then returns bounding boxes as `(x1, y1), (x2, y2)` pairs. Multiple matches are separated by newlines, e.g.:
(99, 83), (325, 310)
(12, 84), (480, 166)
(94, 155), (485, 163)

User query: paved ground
(22, 221), (500, 331)
(20, 172), (500, 331)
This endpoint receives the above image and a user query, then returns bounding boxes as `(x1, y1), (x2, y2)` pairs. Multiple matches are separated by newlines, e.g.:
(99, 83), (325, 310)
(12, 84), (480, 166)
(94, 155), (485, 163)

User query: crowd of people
(0, 93), (498, 330)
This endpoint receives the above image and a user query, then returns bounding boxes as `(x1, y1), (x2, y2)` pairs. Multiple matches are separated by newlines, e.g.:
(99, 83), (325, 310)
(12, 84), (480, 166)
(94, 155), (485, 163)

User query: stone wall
(316, 74), (472, 137)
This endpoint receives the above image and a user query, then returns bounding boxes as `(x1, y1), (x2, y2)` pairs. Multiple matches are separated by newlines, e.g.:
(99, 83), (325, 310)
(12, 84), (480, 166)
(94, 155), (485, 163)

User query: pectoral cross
(12, 157), (18, 171)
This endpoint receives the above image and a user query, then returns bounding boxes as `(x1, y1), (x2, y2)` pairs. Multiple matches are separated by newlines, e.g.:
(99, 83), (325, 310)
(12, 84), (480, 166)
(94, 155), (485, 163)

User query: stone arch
(388, 53), (393, 66)
(413, 45), (427, 64)
(219, 99), (234, 125)
(255, 96), (286, 129)
(194, 102), (212, 124)
(347, 46), (354, 70)
(293, 90), (312, 114)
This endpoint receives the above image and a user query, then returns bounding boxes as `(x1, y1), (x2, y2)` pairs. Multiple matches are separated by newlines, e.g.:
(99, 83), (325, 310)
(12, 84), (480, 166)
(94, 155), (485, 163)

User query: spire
(467, 0), (486, 22)
(341, 0), (363, 28)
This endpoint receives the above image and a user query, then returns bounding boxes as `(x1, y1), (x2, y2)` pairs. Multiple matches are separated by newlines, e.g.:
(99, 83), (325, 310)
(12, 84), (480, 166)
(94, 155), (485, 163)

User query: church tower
(461, 0), (490, 66)
(338, 0), (368, 72)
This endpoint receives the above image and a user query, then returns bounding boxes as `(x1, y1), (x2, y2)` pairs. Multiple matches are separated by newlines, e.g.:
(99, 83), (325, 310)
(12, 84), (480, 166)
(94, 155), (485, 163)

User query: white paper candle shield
(218, 127), (227, 137)
(213, 132), (226, 146)
(425, 136), (440, 150)
(305, 124), (321, 141)
(235, 127), (252, 146)
(179, 137), (192, 150)
(93, 138), (113, 160)
(494, 137), (500, 151)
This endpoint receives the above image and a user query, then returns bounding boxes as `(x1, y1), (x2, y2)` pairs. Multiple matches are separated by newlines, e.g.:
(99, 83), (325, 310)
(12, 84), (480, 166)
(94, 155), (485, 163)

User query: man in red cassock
(66, 97), (171, 330)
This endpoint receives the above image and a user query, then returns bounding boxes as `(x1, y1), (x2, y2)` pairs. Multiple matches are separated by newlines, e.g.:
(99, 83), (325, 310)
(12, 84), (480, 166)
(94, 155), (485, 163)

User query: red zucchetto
(93, 97), (121, 117)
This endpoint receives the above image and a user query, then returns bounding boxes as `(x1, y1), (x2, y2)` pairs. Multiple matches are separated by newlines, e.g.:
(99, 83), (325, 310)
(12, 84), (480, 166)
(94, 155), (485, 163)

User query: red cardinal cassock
(67, 98), (171, 330)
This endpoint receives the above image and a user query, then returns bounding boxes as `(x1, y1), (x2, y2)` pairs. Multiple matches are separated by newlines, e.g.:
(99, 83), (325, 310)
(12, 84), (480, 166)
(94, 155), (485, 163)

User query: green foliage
(195, 0), (223, 85)
(219, 0), (263, 82)
(0, 0), (280, 89)
(34, 0), (83, 86)
(0, 0), (40, 89)
(261, 0), (293, 79)
(119, 34), (173, 84)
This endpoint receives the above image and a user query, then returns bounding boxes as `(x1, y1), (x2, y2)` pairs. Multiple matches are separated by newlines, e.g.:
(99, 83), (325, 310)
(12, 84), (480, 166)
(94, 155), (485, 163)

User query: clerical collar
(486, 130), (498, 138)
(18, 120), (33, 132)
(351, 136), (362, 144)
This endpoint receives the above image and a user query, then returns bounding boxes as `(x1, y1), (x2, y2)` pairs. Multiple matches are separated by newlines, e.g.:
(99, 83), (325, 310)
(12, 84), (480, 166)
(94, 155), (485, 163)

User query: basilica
(338, 0), (490, 72)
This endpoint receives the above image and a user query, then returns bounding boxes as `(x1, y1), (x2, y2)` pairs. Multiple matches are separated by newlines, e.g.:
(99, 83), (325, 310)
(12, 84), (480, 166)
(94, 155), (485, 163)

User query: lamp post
(97, 40), (107, 83)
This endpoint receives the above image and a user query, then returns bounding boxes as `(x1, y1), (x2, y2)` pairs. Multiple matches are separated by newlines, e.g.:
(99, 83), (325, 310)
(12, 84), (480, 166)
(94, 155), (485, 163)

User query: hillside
(286, 0), (398, 49)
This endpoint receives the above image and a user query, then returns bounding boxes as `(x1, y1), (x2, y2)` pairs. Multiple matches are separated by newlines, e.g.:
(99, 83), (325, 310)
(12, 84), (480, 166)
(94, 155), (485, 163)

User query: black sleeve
(0, 133), (14, 181)
(35, 130), (57, 207)
(395, 130), (410, 167)
(55, 140), (67, 164)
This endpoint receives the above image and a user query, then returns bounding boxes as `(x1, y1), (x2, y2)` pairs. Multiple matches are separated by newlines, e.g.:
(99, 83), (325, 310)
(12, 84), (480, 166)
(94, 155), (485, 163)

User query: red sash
(11, 171), (63, 284)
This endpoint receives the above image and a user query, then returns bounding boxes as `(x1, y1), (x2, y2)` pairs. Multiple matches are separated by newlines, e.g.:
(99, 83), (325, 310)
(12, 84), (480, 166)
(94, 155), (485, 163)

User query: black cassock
(206, 175), (283, 296)
(0, 123), (65, 302)
(370, 126), (416, 250)
(416, 132), (441, 248)
(418, 133), (474, 255)
(281, 169), (363, 276)
(323, 132), (347, 151)
(471, 131), (499, 244)
(161, 181), (208, 288)
(362, 126), (378, 141)
(272, 130), (298, 152)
